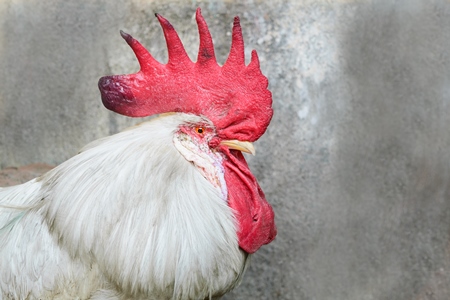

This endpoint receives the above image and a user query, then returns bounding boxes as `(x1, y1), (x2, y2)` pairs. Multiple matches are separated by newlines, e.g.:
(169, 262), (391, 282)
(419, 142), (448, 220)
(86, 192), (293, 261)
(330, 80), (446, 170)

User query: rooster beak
(220, 140), (256, 155)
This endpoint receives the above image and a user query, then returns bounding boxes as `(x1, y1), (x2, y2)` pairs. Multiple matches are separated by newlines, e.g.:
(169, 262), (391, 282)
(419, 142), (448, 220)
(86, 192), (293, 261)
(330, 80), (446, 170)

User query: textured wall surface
(1, 0), (450, 299)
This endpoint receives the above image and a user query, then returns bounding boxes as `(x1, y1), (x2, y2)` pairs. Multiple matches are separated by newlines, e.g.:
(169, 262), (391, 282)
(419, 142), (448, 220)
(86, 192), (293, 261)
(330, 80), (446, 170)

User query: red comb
(98, 8), (273, 142)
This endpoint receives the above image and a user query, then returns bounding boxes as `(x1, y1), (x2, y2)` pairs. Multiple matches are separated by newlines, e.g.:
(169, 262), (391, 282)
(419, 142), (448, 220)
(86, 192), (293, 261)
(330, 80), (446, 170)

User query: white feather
(0, 113), (247, 299)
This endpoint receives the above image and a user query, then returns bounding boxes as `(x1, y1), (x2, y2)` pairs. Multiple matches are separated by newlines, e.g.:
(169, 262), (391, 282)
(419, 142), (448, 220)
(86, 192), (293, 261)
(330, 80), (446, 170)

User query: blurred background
(1, 0), (450, 299)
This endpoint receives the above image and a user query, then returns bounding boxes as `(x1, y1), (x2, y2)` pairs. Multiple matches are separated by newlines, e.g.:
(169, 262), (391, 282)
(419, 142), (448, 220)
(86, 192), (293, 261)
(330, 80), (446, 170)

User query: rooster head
(98, 8), (276, 253)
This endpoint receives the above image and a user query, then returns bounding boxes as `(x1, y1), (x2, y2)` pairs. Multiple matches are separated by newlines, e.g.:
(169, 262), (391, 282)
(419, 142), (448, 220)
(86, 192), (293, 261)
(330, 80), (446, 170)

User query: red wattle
(220, 147), (276, 254)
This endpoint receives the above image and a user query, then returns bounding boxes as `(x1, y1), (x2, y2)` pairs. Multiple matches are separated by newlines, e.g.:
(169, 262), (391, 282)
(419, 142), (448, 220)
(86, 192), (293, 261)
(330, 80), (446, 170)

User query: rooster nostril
(252, 213), (258, 222)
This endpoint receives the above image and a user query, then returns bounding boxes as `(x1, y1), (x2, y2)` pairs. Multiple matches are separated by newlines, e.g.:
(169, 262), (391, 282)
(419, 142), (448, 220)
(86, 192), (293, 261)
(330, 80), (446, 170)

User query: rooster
(0, 8), (276, 300)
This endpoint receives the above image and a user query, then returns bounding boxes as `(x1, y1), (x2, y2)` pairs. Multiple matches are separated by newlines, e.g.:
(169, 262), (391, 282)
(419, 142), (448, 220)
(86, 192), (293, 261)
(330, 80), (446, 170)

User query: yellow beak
(220, 140), (255, 155)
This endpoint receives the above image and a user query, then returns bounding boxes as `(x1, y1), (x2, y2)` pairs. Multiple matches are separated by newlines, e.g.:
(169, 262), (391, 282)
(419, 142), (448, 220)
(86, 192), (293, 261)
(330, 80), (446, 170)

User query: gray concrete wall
(1, 0), (450, 299)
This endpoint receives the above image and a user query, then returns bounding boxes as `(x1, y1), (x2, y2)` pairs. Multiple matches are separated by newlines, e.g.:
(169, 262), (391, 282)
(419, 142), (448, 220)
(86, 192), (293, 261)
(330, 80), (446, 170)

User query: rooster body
(0, 8), (275, 299)
(1, 114), (247, 299)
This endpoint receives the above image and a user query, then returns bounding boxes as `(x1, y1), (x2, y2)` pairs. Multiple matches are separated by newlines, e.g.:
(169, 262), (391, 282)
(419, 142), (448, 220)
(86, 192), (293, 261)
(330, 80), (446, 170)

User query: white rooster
(0, 8), (276, 299)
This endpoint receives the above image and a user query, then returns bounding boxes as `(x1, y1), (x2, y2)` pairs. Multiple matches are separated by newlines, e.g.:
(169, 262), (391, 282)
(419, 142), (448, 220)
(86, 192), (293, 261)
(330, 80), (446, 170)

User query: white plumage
(0, 113), (248, 299)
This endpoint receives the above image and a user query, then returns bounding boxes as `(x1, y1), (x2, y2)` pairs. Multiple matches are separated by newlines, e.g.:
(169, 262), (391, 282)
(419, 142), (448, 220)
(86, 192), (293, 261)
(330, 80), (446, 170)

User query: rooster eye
(196, 127), (204, 134)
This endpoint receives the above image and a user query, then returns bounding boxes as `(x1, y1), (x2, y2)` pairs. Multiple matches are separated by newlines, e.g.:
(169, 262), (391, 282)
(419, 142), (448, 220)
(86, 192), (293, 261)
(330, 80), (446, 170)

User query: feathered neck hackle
(98, 8), (273, 142)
